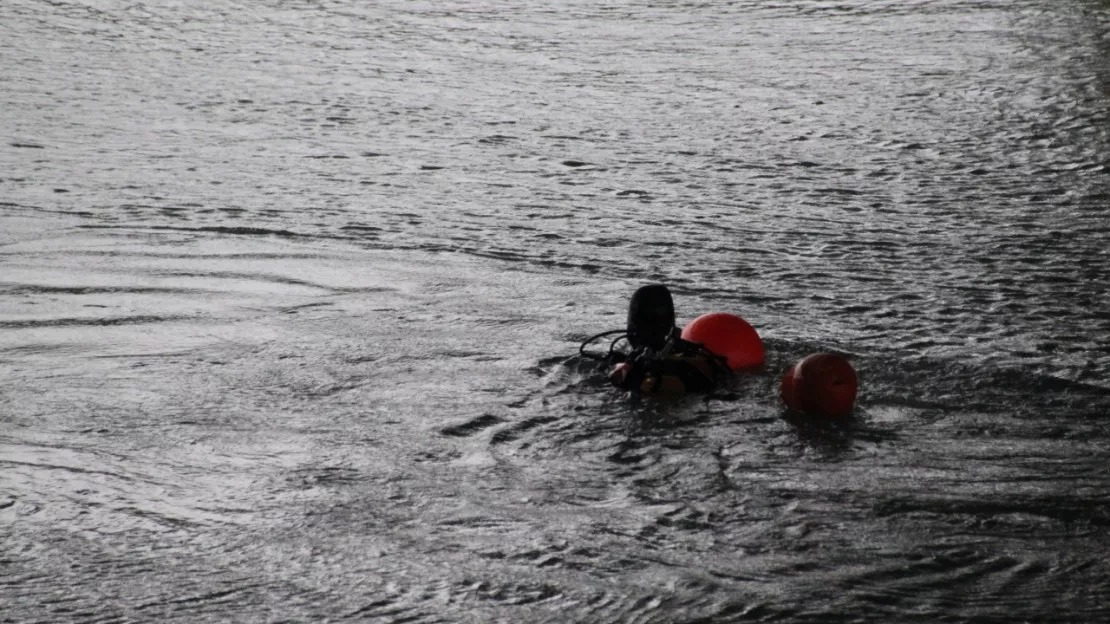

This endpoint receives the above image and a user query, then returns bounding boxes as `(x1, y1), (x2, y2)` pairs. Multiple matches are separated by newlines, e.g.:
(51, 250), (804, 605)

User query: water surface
(3, 1), (1110, 621)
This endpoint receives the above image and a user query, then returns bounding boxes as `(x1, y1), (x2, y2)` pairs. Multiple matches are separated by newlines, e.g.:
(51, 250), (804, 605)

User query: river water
(3, 1), (1110, 622)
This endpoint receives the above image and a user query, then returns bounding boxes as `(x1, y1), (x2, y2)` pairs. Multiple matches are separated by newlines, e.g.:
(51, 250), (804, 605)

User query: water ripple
(4, 0), (1110, 621)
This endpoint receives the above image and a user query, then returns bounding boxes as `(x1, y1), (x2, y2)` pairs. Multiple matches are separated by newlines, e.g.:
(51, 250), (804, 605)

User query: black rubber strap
(579, 329), (627, 361)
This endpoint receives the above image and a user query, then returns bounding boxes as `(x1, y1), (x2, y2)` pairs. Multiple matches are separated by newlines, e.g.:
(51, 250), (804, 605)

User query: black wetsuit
(589, 284), (726, 394)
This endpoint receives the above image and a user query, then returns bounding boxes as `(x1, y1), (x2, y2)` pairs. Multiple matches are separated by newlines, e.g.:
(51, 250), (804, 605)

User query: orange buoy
(680, 312), (764, 371)
(780, 352), (858, 418)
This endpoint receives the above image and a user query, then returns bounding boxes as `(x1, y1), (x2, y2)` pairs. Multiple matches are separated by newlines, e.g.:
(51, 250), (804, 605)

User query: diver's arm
(609, 356), (717, 394)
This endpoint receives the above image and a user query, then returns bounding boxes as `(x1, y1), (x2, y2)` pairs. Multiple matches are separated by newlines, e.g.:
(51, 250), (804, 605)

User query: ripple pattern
(3, 0), (1110, 622)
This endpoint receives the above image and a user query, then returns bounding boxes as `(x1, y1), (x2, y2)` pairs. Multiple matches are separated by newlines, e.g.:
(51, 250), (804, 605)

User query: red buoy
(680, 312), (764, 371)
(780, 353), (858, 418)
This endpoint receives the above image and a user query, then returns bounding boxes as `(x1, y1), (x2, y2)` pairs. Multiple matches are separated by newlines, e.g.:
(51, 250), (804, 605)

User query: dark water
(3, 1), (1110, 622)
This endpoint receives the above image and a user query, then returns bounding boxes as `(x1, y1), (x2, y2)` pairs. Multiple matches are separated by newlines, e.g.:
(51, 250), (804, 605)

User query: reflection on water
(2, 0), (1110, 621)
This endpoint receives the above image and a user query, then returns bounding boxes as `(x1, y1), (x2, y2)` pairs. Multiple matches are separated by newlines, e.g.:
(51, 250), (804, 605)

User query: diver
(579, 284), (730, 395)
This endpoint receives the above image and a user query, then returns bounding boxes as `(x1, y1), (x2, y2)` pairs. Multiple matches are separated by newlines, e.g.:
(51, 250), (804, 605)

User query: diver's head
(627, 284), (676, 351)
